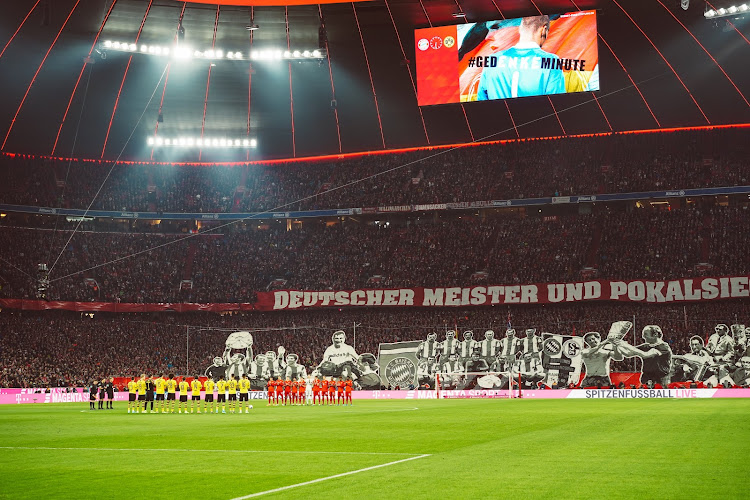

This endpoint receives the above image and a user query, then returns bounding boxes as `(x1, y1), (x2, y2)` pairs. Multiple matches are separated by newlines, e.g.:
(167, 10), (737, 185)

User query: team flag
(377, 341), (421, 388)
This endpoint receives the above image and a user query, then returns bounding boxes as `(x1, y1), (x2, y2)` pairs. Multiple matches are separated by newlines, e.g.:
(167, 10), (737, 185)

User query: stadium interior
(0, 0), (749, 390)
(2, 1), (750, 498)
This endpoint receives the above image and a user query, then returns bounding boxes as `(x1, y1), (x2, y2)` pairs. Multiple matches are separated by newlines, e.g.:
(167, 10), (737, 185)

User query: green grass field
(0, 398), (748, 499)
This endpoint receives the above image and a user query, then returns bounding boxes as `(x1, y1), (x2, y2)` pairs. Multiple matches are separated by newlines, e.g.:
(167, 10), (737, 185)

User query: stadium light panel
(148, 137), (257, 149)
(100, 40), (324, 62)
(705, 4), (749, 17)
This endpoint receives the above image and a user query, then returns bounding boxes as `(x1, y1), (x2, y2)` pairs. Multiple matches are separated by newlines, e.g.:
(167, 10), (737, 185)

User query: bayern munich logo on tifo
(543, 338), (562, 356)
(430, 36), (443, 50)
(385, 357), (417, 387)
(417, 38), (429, 51)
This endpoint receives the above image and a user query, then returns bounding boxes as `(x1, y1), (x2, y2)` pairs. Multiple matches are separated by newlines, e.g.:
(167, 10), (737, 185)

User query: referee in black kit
(144, 375), (155, 413)
(105, 377), (115, 410)
(97, 378), (106, 409)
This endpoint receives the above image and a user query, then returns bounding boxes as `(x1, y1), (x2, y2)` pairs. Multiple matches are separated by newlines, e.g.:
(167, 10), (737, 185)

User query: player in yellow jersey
(238, 374), (252, 413)
(190, 377), (203, 413)
(178, 377), (190, 413)
(127, 375), (138, 413)
(226, 375), (238, 413)
(216, 375), (227, 414)
(203, 376), (216, 414)
(165, 374), (177, 413)
(154, 374), (166, 413)
(136, 374), (147, 413)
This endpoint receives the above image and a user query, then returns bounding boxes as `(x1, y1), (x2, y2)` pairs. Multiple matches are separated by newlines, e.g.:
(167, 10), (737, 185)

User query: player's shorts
(98, 392), (106, 400)
(179, 395), (188, 402)
(217, 394), (226, 403)
(129, 393), (137, 402)
(137, 394), (146, 401)
(146, 392), (154, 401)
(90, 394), (97, 401)
(228, 393), (237, 401)
(205, 394), (214, 402)
(191, 395), (200, 401)
(239, 393), (249, 401)
(167, 393), (176, 400)
(106, 392), (114, 400)
(155, 393), (165, 401)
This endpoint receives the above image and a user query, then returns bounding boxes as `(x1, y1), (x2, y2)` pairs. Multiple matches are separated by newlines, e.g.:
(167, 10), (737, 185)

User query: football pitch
(0, 398), (748, 499)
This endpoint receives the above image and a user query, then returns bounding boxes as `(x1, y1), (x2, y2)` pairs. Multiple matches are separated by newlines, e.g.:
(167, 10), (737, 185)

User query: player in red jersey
(275, 376), (284, 406)
(312, 377), (322, 405)
(344, 377), (353, 405)
(283, 378), (292, 406)
(336, 378), (344, 405)
(266, 378), (275, 406)
(321, 378), (329, 405)
(291, 378), (299, 405)
(328, 377), (336, 405)
(297, 376), (306, 406)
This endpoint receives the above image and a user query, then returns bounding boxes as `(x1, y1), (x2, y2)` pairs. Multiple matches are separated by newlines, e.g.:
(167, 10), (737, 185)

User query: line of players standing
(125, 373), (254, 414)
(121, 372), (356, 414)
(265, 376), (353, 406)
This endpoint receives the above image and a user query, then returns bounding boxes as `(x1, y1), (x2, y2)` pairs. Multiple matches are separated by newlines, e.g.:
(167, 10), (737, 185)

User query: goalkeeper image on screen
(477, 15), (565, 100)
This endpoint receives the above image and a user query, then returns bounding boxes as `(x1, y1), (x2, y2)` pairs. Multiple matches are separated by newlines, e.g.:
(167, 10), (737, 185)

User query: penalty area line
(230, 453), (432, 499)
(0, 446), (424, 457)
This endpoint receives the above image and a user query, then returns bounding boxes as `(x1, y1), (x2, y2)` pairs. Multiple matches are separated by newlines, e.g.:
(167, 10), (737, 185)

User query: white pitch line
(0, 446), (424, 456)
(322, 406), (420, 414)
(230, 454), (432, 499)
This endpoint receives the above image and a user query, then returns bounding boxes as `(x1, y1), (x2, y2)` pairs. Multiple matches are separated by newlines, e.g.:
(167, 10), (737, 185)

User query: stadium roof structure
(0, 0), (748, 163)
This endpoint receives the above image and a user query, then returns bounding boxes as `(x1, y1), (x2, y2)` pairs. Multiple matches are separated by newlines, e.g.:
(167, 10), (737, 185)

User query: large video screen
(415, 10), (599, 106)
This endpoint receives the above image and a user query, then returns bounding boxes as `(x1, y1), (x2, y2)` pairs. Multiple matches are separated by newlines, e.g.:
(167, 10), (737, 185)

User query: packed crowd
(0, 300), (746, 388)
(1, 204), (748, 303)
(0, 128), (747, 213)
